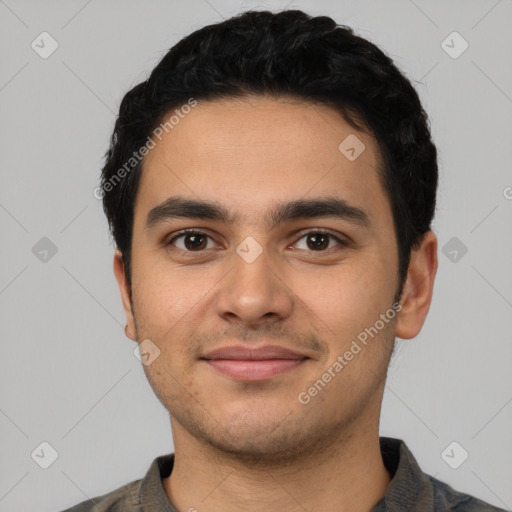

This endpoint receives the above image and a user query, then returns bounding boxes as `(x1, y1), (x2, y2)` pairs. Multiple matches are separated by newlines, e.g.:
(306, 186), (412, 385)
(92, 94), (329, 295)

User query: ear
(113, 249), (137, 341)
(395, 231), (438, 340)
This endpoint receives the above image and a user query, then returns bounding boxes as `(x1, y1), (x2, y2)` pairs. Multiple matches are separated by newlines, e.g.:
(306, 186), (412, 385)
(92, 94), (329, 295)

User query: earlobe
(395, 231), (438, 340)
(113, 250), (137, 341)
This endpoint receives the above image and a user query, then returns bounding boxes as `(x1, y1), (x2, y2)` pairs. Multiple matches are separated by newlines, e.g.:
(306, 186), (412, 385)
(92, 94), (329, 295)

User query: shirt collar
(371, 437), (434, 511)
(136, 437), (434, 512)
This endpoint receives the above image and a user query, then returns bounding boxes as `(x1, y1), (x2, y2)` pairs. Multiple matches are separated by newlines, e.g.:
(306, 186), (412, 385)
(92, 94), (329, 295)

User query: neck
(164, 413), (391, 512)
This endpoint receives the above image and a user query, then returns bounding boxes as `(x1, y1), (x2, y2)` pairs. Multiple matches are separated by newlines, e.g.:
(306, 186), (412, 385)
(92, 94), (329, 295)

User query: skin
(113, 95), (438, 512)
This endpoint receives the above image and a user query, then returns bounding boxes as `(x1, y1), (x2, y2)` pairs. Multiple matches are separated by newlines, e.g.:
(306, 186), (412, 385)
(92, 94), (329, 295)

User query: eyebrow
(146, 195), (371, 231)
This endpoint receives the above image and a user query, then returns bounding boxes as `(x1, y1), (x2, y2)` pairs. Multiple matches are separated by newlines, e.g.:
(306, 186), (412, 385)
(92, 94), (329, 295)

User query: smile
(203, 358), (307, 381)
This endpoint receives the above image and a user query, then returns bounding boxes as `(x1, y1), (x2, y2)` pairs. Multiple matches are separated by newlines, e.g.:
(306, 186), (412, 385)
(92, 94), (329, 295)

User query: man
(61, 9), (506, 512)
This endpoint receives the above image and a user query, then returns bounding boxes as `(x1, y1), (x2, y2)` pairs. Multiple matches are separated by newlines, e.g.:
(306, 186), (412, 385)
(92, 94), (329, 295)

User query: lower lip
(204, 359), (306, 381)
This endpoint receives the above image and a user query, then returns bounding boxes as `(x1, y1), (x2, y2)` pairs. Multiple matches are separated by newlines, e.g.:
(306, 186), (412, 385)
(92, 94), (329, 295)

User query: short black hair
(100, 9), (438, 301)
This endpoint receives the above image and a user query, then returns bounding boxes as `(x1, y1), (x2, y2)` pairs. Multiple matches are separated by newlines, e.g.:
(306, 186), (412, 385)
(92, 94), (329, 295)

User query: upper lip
(201, 345), (308, 360)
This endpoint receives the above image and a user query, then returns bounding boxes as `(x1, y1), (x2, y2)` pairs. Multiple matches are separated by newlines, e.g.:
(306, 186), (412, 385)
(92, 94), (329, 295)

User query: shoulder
(57, 454), (175, 512)
(57, 479), (143, 512)
(377, 437), (507, 512)
(427, 474), (508, 511)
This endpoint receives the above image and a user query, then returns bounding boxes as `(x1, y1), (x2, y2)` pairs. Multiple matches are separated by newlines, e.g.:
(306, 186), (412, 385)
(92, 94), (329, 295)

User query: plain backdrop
(0, 0), (511, 511)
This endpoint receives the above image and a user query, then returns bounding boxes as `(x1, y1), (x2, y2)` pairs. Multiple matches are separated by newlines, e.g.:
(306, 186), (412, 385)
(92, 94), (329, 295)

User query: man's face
(117, 96), (403, 460)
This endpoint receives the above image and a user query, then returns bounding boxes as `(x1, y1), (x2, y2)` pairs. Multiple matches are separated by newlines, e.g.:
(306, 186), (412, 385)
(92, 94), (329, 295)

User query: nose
(215, 245), (294, 328)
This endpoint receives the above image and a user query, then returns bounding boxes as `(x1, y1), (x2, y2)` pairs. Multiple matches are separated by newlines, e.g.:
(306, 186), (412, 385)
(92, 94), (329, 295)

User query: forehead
(135, 96), (389, 229)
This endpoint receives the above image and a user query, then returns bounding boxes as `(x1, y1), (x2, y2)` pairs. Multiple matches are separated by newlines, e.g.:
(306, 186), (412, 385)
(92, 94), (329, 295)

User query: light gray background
(1, 0), (511, 511)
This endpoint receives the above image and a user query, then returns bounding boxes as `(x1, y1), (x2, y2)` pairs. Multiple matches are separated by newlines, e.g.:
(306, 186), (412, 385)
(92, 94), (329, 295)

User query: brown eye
(169, 231), (214, 251)
(294, 231), (346, 252)
(306, 233), (330, 250)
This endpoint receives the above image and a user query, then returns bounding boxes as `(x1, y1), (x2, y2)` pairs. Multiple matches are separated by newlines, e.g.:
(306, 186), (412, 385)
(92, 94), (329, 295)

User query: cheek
(131, 261), (227, 365)
(290, 259), (394, 344)
(132, 262), (198, 334)
(133, 241), (221, 314)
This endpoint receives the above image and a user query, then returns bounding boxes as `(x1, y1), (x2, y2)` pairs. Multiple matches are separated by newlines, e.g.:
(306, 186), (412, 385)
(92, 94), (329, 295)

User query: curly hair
(100, 9), (438, 300)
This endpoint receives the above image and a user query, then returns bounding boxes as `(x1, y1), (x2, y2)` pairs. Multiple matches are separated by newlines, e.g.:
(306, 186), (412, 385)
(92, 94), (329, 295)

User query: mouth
(203, 358), (307, 381)
(200, 345), (309, 381)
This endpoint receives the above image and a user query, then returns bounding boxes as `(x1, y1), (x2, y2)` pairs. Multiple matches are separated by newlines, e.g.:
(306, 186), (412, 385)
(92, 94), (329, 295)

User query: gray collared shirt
(59, 437), (508, 511)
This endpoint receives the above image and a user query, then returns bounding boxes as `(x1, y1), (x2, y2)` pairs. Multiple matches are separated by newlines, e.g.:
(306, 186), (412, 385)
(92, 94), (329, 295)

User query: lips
(201, 345), (308, 381)
(203, 345), (306, 360)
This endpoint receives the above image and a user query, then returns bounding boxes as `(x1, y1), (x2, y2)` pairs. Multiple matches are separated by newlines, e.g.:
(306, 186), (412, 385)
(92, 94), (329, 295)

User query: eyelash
(166, 228), (349, 255)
